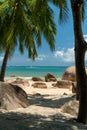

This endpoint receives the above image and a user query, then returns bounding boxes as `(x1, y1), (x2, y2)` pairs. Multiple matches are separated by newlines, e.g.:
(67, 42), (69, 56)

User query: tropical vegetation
(0, 0), (56, 81)
(0, 0), (87, 125)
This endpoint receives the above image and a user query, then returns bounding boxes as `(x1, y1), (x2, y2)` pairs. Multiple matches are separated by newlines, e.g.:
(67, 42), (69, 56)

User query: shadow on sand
(0, 94), (87, 130)
(27, 93), (75, 108)
(0, 112), (87, 130)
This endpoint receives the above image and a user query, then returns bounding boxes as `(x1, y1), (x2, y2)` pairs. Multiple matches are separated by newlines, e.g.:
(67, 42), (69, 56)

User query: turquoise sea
(5, 66), (68, 79)
(5, 66), (67, 78)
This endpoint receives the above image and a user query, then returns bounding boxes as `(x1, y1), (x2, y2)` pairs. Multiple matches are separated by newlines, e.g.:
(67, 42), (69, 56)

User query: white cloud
(85, 53), (87, 61)
(27, 54), (46, 62)
(35, 54), (46, 61)
(53, 34), (87, 64)
(84, 34), (87, 42)
(54, 47), (87, 65)
(54, 48), (75, 63)
(82, 34), (87, 62)
(0, 56), (3, 61)
(54, 50), (63, 57)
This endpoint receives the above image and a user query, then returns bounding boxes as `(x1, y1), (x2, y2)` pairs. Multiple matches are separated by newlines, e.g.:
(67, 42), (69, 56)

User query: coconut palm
(0, 8), (17, 81)
(50, 0), (87, 124)
(70, 0), (87, 124)
(0, 0), (56, 81)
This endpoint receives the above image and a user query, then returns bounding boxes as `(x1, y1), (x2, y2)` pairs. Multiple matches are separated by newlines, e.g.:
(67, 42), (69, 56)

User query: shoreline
(5, 75), (62, 79)
(5, 66), (67, 79)
(1, 71), (87, 129)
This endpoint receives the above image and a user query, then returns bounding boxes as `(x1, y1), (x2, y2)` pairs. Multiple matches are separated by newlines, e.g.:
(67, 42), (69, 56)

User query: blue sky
(0, 2), (87, 66)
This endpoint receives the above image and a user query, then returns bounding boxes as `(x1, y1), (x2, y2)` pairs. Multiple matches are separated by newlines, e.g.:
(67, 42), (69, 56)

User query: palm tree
(70, 0), (87, 124)
(50, 0), (87, 124)
(0, 0), (56, 81)
(0, 8), (17, 81)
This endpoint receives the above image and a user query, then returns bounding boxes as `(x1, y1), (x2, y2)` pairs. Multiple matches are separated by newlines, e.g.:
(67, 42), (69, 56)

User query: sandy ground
(0, 79), (87, 130)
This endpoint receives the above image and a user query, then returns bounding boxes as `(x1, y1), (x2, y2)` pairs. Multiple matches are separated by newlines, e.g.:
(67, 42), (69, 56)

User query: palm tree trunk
(71, 0), (87, 124)
(0, 47), (10, 82)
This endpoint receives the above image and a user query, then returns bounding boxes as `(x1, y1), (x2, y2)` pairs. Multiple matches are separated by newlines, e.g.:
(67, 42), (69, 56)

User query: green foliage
(0, 0), (57, 60)
(50, 0), (69, 24)
(0, 0), (86, 60)
(32, 0), (56, 51)
(0, 1), (8, 12)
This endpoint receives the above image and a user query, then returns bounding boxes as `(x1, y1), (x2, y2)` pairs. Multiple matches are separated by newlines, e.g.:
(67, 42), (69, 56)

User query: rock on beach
(53, 80), (72, 89)
(62, 66), (76, 82)
(32, 82), (47, 88)
(45, 73), (57, 82)
(0, 82), (29, 110)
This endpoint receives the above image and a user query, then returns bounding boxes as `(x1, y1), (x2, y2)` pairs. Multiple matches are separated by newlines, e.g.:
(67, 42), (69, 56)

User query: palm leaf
(0, 1), (8, 12)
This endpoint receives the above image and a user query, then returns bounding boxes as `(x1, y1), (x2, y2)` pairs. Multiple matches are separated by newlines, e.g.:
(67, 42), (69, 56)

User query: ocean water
(5, 66), (68, 79)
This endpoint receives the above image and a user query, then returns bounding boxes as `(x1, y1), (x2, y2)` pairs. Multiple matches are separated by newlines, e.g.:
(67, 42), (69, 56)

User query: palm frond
(50, 0), (69, 24)
(0, 1), (8, 12)
(0, 0), (57, 60)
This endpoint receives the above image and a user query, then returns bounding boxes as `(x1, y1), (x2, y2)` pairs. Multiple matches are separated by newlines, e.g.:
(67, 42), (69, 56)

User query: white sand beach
(0, 77), (87, 130)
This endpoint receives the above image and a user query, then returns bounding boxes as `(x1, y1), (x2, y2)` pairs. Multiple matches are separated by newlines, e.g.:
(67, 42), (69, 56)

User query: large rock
(53, 80), (72, 89)
(11, 78), (30, 87)
(62, 66), (76, 82)
(32, 77), (44, 82)
(32, 82), (47, 88)
(45, 73), (57, 82)
(62, 100), (79, 117)
(62, 66), (87, 82)
(0, 82), (29, 110)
